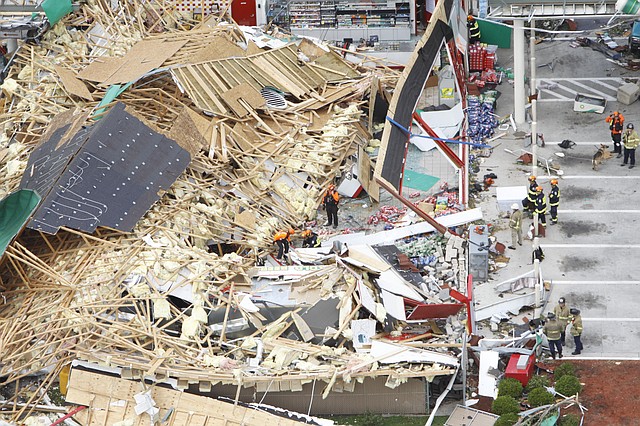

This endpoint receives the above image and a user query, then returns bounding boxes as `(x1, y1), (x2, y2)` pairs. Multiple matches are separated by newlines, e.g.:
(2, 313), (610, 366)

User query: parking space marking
(536, 77), (625, 102)
(541, 244), (640, 248)
(553, 281), (640, 285)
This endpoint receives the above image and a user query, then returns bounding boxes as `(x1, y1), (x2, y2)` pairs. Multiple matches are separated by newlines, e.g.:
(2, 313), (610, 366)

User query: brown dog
(592, 144), (612, 170)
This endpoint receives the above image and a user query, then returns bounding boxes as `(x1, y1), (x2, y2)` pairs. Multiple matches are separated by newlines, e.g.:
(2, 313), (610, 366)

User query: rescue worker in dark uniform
(273, 228), (295, 260)
(301, 229), (321, 248)
(322, 184), (340, 228)
(543, 312), (564, 359)
(467, 15), (481, 44)
(535, 186), (547, 227)
(526, 175), (538, 216)
(605, 111), (625, 157)
(549, 179), (560, 225)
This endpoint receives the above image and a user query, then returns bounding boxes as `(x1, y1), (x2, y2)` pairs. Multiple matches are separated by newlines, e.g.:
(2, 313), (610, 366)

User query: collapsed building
(0, 0), (546, 424)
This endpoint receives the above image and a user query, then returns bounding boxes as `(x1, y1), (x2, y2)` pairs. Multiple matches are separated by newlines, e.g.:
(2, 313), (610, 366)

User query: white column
(530, 20), (536, 102)
(534, 256), (541, 318)
(532, 118), (538, 177)
(514, 19), (526, 124)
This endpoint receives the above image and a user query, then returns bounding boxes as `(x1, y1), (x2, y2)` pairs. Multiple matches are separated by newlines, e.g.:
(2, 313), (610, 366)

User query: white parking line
(558, 210), (640, 213)
(583, 318), (640, 321)
(541, 244), (640, 248)
(554, 281), (640, 285)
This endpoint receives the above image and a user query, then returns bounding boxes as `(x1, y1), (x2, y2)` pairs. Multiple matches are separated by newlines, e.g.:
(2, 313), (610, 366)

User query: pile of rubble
(0, 1), (472, 424)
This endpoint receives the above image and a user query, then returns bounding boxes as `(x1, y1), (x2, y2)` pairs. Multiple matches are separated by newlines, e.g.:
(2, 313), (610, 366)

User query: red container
(505, 353), (535, 386)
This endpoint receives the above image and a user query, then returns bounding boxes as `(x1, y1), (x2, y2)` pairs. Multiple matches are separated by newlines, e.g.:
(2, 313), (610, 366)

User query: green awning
(41, 0), (73, 25)
(0, 189), (41, 257)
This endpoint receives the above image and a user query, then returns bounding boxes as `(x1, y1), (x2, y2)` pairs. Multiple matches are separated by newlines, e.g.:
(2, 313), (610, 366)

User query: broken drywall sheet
(351, 319), (376, 349)
(370, 340), (459, 366)
(20, 103), (191, 234)
(411, 102), (465, 152)
(478, 350), (500, 398)
(380, 289), (406, 321)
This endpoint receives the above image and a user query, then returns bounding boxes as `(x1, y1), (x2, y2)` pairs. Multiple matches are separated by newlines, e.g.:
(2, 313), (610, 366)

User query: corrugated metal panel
(201, 377), (427, 415)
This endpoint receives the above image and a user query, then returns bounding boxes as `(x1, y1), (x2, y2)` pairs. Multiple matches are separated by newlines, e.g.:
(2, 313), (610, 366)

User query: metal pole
(534, 255), (541, 318)
(530, 20), (536, 102)
(514, 19), (526, 125)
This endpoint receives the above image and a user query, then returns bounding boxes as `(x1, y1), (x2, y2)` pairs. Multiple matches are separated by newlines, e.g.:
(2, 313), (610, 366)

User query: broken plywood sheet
(167, 106), (209, 157)
(188, 36), (246, 63)
(220, 82), (266, 117)
(78, 38), (187, 85)
(54, 66), (93, 101)
(66, 369), (310, 426)
(311, 50), (360, 80)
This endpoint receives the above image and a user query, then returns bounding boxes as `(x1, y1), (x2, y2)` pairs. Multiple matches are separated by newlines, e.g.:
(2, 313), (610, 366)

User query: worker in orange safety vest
(273, 228), (295, 260)
(322, 184), (340, 228)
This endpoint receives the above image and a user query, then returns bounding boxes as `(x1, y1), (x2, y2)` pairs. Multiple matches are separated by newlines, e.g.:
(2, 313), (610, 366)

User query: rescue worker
(549, 179), (560, 225)
(569, 307), (584, 355)
(301, 229), (321, 248)
(621, 123), (640, 169)
(322, 184), (340, 228)
(273, 228), (295, 260)
(508, 203), (522, 250)
(526, 175), (538, 215)
(554, 297), (570, 346)
(467, 15), (481, 44)
(543, 312), (563, 359)
(605, 111), (624, 157)
(535, 186), (547, 227)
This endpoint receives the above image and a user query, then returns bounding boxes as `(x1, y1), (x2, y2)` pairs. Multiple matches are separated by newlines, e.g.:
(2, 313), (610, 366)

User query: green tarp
(477, 20), (512, 49)
(41, 0), (73, 25)
(0, 189), (40, 257)
(402, 170), (440, 192)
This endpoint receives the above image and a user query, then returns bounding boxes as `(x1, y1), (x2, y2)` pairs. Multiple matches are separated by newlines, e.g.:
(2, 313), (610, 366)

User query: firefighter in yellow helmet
(301, 229), (321, 248)
(549, 179), (560, 224)
(467, 15), (481, 44)
(535, 186), (547, 227)
(273, 228), (295, 260)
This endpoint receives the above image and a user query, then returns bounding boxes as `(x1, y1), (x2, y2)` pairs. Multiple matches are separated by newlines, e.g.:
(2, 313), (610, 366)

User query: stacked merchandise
(467, 91), (499, 143)
(468, 43), (486, 72)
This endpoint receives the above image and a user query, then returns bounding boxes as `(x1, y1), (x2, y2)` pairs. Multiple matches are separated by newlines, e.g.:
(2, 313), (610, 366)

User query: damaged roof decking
(19, 103), (190, 234)
(171, 44), (360, 115)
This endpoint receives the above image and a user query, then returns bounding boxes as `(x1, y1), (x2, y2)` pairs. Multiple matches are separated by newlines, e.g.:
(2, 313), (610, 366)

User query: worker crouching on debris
(274, 228), (295, 260)
(322, 184), (340, 228)
(543, 312), (563, 359)
(467, 15), (481, 44)
(621, 123), (640, 169)
(605, 111), (624, 157)
(570, 308), (584, 355)
(301, 229), (321, 248)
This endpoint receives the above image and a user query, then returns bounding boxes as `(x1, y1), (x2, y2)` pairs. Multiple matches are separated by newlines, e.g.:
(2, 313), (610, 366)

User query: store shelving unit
(280, 0), (414, 41)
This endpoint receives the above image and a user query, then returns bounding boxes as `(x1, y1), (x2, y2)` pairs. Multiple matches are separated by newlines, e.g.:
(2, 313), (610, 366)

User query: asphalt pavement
(479, 29), (640, 359)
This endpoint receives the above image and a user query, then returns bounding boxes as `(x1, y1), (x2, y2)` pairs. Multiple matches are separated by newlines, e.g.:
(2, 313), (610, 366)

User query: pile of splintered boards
(0, 1), (468, 424)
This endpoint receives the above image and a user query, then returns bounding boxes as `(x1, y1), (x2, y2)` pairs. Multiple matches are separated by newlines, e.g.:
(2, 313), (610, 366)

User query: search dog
(592, 144), (612, 171)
